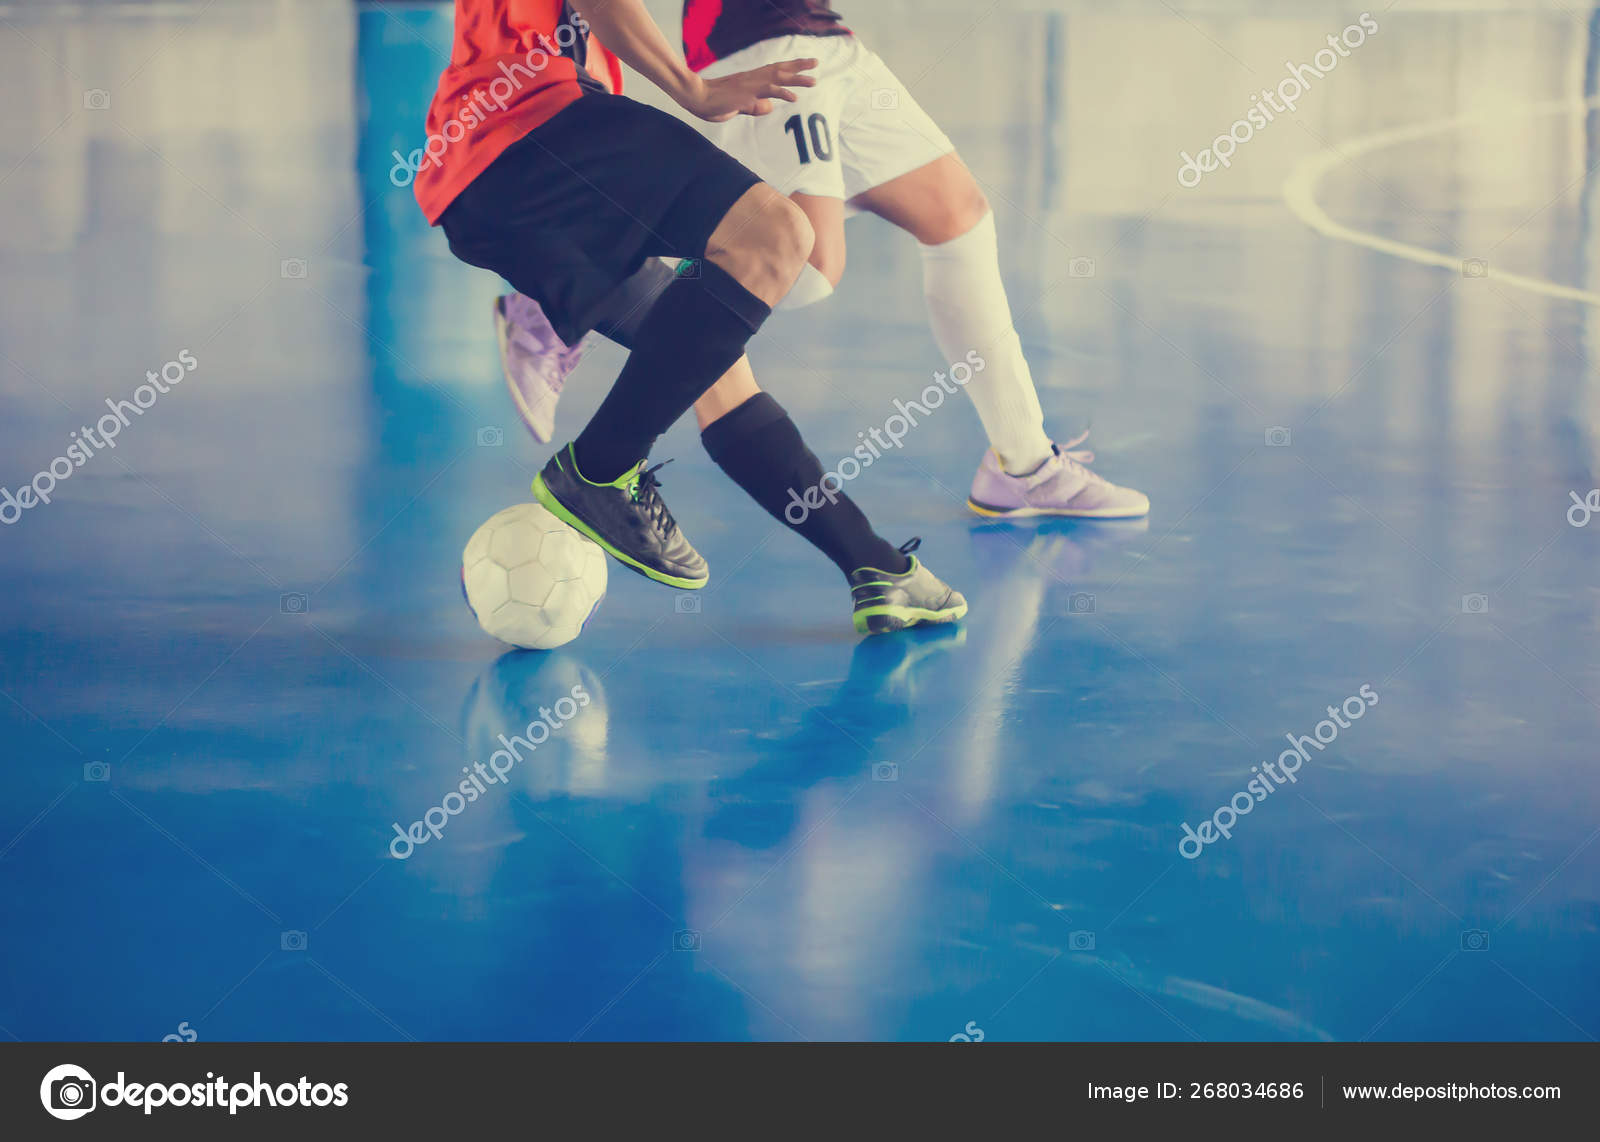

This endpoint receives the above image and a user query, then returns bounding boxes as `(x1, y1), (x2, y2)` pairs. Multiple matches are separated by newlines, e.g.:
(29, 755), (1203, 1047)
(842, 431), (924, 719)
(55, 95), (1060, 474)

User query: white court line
(1283, 97), (1600, 307)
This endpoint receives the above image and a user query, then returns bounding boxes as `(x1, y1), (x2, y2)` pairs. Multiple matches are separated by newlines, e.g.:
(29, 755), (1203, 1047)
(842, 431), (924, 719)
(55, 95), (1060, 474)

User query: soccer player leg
(563, 111), (806, 476)
(697, 358), (906, 578)
(854, 155), (1050, 477)
(445, 96), (801, 591)
(840, 56), (1051, 476)
(568, 177), (814, 482)
(695, 365), (966, 635)
(844, 54), (1148, 518)
(546, 171), (810, 588)
(497, 256), (686, 445)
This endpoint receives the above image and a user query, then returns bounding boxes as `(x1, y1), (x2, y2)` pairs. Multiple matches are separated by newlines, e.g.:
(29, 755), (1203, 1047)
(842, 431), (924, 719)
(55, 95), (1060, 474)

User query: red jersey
(682, 1), (849, 73)
(413, 1), (624, 225)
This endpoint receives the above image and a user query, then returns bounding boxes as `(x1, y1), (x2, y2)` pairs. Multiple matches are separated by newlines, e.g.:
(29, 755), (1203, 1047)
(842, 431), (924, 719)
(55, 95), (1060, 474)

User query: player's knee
(708, 187), (815, 305)
(957, 186), (992, 233)
(762, 196), (815, 278)
(908, 174), (992, 246)
(928, 185), (991, 245)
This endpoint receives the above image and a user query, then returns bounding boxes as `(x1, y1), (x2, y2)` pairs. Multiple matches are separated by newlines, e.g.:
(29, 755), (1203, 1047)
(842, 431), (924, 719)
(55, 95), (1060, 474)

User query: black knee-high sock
(701, 393), (910, 577)
(574, 260), (770, 484)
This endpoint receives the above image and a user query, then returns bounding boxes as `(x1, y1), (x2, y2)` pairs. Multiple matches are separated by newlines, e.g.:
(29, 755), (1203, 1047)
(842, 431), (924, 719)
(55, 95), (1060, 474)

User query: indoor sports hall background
(1, 0), (1596, 1041)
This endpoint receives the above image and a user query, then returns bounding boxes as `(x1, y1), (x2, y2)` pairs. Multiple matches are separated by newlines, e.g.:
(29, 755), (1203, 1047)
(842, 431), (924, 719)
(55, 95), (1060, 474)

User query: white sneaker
(967, 432), (1150, 518)
(493, 293), (594, 444)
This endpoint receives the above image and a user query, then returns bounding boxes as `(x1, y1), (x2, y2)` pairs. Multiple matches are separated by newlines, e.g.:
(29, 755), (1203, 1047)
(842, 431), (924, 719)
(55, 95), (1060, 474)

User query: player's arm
(568, 0), (815, 122)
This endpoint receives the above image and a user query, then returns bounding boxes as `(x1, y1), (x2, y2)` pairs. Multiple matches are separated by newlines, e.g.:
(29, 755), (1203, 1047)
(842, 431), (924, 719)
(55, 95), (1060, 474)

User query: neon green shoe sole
(533, 473), (709, 591)
(852, 598), (969, 636)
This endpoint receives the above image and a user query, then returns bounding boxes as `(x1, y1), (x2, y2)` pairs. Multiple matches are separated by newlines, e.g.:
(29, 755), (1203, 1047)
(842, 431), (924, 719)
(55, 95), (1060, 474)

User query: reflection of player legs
(954, 533), (1062, 813)
(701, 623), (965, 849)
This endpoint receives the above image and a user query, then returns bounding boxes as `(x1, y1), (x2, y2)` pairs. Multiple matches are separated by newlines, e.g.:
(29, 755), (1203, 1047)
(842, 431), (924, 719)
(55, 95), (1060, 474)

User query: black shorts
(439, 92), (762, 345)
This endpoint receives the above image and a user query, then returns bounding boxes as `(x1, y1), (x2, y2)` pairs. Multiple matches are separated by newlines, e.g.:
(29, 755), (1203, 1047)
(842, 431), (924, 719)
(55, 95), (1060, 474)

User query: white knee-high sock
(919, 211), (1053, 474)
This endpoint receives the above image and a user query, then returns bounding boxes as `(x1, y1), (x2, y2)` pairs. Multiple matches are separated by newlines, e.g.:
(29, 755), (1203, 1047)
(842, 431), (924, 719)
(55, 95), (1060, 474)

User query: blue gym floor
(2, 0), (1597, 1042)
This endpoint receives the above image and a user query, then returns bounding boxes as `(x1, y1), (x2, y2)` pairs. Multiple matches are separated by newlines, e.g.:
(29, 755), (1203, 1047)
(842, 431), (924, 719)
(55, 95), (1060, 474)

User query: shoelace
(1037, 430), (1110, 488)
(629, 460), (678, 536)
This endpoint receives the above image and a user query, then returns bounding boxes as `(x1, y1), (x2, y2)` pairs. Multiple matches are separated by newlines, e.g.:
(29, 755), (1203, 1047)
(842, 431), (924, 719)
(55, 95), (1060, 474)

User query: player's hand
(681, 58), (817, 122)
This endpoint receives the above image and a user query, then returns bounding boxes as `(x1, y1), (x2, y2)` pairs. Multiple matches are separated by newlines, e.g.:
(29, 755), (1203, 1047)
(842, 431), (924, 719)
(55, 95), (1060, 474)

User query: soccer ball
(462, 503), (607, 650)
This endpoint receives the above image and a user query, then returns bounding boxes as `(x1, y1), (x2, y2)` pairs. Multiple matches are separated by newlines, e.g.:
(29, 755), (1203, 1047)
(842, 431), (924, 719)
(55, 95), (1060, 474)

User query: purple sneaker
(493, 293), (594, 443)
(967, 431), (1150, 519)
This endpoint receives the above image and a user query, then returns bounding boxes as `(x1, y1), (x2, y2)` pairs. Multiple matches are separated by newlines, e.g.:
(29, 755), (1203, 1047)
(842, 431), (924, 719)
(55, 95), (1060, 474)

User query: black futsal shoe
(532, 444), (709, 590)
(849, 538), (968, 635)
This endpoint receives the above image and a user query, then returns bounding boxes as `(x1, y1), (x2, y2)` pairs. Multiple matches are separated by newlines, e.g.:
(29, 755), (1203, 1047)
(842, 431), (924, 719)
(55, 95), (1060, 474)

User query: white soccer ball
(461, 503), (608, 650)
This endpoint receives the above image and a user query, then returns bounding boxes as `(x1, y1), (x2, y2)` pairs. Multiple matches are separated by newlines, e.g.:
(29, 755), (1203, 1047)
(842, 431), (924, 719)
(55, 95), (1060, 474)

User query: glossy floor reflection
(1, 0), (1597, 1041)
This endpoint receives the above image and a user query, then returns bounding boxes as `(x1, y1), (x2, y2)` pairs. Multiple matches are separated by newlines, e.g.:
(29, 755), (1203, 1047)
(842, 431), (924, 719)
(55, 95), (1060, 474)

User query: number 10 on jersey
(784, 114), (834, 164)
